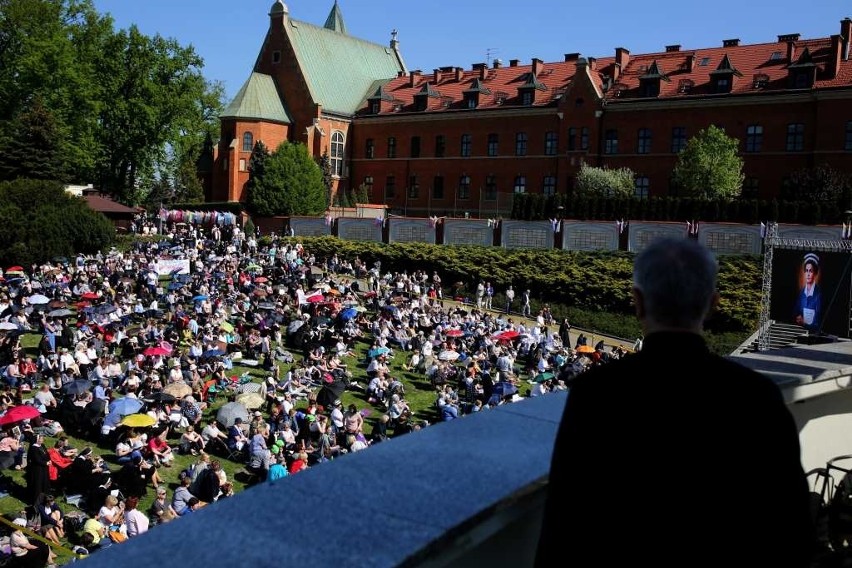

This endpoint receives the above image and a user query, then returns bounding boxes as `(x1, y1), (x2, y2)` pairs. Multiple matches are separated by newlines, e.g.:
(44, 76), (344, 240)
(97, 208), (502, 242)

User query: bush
(0, 179), (114, 266)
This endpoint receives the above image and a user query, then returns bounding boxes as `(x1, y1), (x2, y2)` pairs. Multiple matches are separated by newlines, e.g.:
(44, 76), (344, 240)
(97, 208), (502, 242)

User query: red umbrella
(0, 405), (41, 427)
(445, 329), (464, 337)
(306, 294), (323, 303)
(143, 346), (170, 357)
(492, 330), (520, 341)
(6, 266), (22, 273)
(81, 292), (99, 300)
(254, 277), (268, 283)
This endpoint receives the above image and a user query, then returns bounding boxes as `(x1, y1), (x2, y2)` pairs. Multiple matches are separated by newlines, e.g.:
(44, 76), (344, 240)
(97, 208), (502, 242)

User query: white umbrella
(0, 322), (17, 330)
(438, 350), (460, 361)
(28, 294), (49, 305)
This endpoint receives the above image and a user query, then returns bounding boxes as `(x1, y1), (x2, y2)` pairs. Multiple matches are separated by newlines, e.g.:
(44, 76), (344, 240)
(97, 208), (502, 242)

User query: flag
(760, 222), (766, 238)
(691, 221), (699, 236)
(374, 216), (384, 227)
(324, 213), (333, 226)
(550, 219), (561, 233)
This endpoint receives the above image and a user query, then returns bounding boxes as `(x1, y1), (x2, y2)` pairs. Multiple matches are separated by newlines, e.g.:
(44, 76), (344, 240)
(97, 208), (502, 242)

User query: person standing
(484, 282), (494, 311)
(25, 433), (50, 505)
(521, 289), (531, 318)
(535, 237), (814, 567)
(504, 285), (515, 314)
(475, 282), (485, 309)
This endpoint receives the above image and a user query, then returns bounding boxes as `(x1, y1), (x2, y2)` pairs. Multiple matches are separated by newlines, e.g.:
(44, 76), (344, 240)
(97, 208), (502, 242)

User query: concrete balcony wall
(83, 394), (567, 568)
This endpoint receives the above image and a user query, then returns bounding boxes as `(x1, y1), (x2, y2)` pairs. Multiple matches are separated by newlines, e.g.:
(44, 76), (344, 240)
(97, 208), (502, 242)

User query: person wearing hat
(794, 252), (823, 332)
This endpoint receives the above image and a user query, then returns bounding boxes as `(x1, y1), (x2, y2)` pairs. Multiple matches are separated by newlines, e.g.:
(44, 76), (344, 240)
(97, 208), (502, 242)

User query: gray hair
(633, 237), (718, 329)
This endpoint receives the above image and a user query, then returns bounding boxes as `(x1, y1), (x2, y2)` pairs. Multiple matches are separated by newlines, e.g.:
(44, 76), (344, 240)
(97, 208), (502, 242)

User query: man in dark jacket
(536, 237), (814, 567)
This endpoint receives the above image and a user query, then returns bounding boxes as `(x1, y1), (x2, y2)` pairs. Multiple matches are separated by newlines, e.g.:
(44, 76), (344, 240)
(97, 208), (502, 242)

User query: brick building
(205, 2), (852, 216)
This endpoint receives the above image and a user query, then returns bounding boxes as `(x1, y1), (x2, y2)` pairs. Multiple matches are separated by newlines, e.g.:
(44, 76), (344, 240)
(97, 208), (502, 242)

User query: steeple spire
(324, 1), (347, 34)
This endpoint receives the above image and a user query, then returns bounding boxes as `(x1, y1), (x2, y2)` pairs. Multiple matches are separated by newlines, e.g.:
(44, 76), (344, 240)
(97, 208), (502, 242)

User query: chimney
(532, 58), (543, 76)
(588, 57), (597, 70)
(473, 62), (487, 79)
(433, 68), (442, 83)
(665, 45), (681, 52)
(830, 34), (843, 78)
(564, 53), (580, 62)
(509, 59), (519, 67)
(842, 18), (852, 61)
(455, 67), (464, 82)
(778, 33), (800, 62)
(685, 54), (695, 72)
(397, 70), (405, 78)
(613, 47), (630, 81)
(493, 59), (502, 69)
(409, 70), (421, 88)
(722, 39), (740, 47)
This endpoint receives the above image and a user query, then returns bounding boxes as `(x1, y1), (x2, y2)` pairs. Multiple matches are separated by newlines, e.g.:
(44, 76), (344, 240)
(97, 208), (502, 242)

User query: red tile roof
(361, 32), (851, 114)
(82, 193), (141, 215)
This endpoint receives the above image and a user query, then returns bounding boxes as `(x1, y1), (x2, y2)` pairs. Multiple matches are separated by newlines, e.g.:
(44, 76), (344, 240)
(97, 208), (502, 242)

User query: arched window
(331, 131), (345, 176)
(242, 132), (254, 152)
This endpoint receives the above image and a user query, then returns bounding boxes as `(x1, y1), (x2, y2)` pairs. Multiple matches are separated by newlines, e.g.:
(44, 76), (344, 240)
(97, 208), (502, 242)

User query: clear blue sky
(93, 0), (846, 102)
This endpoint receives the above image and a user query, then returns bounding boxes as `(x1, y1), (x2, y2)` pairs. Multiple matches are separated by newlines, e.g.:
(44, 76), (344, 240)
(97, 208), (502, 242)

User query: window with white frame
(331, 131), (345, 176)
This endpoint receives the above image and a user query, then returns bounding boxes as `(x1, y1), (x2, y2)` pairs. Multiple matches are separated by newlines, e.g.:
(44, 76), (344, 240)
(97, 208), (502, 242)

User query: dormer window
(463, 78), (491, 110)
(367, 85), (393, 115)
(414, 82), (441, 112)
(709, 54), (742, 94)
(677, 79), (694, 94)
(787, 47), (816, 89)
(639, 60), (670, 98)
(517, 72), (547, 106)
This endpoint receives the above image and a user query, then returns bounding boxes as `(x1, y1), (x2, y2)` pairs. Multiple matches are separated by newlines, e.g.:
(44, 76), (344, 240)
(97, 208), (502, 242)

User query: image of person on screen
(794, 252), (822, 331)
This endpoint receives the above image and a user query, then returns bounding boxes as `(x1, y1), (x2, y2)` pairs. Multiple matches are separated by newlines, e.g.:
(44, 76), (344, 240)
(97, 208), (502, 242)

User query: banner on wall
(155, 259), (191, 276)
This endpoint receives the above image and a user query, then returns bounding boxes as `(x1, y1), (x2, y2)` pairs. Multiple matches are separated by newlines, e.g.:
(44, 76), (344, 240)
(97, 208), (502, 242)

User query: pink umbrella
(254, 276), (268, 283)
(445, 329), (464, 337)
(306, 293), (324, 304)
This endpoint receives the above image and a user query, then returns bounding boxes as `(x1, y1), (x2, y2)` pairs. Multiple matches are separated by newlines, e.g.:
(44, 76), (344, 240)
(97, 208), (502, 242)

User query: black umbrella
(316, 381), (346, 409)
(63, 379), (92, 396)
(144, 392), (177, 404)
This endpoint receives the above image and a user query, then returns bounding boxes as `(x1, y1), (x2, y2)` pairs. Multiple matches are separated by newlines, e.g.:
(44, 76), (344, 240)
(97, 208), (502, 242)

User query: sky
(92, 0), (847, 102)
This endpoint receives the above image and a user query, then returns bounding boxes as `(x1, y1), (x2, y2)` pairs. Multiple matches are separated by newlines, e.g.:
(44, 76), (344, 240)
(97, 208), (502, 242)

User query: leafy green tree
(672, 125), (744, 199)
(355, 182), (370, 204)
(247, 142), (326, 216)
(0, 96), (67, 182)
(573, 164), (634, 198)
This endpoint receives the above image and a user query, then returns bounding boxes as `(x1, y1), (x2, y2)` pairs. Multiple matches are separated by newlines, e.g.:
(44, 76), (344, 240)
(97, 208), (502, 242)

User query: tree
(785, 163), (852, 204)
(354, 182), (370, 204)
(573, 164), (635, 198)
(0, 96), (67, 182)
(247, 142), (326, 216)
(318, 151), (333, 205)
(672, 125), (744, 199)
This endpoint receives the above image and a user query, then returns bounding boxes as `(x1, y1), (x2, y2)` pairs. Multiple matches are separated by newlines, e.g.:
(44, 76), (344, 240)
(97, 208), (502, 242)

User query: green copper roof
(286, 17), (405, 116)
(324, 1), (347, 34)
(221, 72), (292, 123)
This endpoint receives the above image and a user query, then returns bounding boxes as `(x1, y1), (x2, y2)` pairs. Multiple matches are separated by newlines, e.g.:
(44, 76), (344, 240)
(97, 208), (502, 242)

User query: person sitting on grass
(179, 425), (205, 455)
(146, 429), (174, 467)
